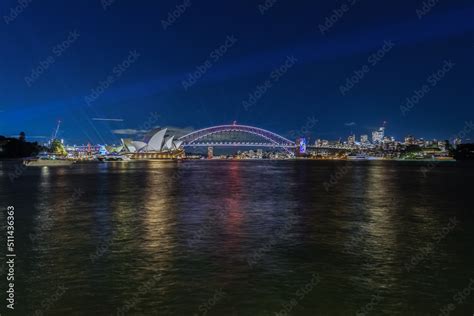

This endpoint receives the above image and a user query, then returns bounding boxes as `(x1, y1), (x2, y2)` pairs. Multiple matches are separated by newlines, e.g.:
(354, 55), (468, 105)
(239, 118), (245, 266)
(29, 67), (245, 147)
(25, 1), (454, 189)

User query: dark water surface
(0, 160), (473, 315)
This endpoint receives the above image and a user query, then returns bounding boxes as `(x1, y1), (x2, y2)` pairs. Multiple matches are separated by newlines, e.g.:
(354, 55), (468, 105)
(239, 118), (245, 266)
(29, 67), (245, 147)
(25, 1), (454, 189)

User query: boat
(347, 154), (368, 160)
(97, 153), (131, 162)
(23, 153), (76, 167)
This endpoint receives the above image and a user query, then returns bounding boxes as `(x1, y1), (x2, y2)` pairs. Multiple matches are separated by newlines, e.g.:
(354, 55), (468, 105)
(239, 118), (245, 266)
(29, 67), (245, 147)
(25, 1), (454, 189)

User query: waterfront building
(121, 128), (184, 159)
(404, 135), (415, 145)
(438, 140), (449, 151)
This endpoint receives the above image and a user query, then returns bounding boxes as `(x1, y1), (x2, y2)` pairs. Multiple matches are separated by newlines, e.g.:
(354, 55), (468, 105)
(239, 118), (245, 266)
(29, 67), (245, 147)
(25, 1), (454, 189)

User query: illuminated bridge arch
(178, 124), (295, 148)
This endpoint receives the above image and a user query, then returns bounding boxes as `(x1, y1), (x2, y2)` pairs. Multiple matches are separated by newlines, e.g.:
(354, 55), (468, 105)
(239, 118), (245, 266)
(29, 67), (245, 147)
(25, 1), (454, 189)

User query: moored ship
(23, 153), (75, 167)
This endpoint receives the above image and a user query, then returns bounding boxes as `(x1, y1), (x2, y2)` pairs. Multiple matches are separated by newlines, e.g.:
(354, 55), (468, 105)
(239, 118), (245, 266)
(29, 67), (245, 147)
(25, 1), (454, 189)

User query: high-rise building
(347, 134), (355, 145)
(372, 127), (384, 143)
(360, 134), (369, 144)
(404, 135), (414, 145)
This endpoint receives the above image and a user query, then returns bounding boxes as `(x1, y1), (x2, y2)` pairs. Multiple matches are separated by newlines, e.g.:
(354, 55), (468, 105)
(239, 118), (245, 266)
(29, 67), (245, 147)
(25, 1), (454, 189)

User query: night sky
(1, 0), (473, 144)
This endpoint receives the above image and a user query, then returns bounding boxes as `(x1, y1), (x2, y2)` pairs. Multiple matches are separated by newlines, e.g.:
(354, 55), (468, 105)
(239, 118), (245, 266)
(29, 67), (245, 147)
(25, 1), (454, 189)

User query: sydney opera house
(121, 128), (184, 159)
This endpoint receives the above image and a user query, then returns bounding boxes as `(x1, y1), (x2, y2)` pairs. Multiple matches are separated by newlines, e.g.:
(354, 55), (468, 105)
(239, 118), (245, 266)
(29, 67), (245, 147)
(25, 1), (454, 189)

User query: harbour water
(0, 160), (473, 315)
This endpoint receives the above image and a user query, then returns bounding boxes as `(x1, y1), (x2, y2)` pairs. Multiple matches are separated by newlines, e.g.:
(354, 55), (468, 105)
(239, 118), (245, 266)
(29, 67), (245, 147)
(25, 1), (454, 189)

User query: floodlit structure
(121, 128), (184, 159)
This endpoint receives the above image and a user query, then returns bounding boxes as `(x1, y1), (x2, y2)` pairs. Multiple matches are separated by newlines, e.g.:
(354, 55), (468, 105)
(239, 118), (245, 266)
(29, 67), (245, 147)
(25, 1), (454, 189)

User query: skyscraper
(360, 134), (369, 144)
(348, 134), (356, 145)
(372, 127), (385, 143)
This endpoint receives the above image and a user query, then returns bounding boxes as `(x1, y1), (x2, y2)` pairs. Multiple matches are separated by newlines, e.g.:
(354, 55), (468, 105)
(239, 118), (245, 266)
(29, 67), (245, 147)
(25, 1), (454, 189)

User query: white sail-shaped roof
(131, 141), (147, 152)
(121, 138), (136, 152)
(147, 128), (167, 151)
(173, 140), (183, 149)
(162, 136), (175, 151)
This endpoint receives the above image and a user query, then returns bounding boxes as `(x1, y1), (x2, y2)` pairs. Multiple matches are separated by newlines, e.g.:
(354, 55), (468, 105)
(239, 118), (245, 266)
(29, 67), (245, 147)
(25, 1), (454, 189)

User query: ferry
(97, 153), (131, 162)
(347, 154), (367, 160)
(23, 153), (76, 167)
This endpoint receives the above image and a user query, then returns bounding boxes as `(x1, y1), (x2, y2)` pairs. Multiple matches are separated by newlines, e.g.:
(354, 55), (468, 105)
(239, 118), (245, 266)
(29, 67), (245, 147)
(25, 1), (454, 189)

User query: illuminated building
(360, 134), (369, 144)
(295, 138), (307, 156)
(372, 127), (384, 143)
(121, 128), (184, 159)
(404, 135), (414, 145)
(347, 135), (355, 145)
(438, 140), (449, 151)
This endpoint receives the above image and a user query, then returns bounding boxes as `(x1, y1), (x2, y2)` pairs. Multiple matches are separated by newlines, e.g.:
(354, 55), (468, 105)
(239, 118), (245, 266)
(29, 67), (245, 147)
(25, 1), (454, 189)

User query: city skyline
(5, 119), (472, 147)
(1, 1), (473, 143)
(2, 1), (474, 315)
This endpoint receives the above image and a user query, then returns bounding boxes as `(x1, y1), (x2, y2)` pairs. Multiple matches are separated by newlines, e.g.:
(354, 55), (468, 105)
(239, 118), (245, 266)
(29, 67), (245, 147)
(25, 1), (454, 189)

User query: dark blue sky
(1, 0), (473, 144)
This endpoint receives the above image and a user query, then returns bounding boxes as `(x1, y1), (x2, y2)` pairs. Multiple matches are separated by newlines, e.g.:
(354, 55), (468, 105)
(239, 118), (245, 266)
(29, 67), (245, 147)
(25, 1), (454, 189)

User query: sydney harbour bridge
(121, 123), (349, 158)
(178, 124), (295, 149)
(177, 124), (350, 152)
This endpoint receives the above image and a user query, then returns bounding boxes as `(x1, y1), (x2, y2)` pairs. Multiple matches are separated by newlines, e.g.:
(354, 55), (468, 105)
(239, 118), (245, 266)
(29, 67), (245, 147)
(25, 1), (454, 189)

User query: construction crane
(50, 120), (61, 143)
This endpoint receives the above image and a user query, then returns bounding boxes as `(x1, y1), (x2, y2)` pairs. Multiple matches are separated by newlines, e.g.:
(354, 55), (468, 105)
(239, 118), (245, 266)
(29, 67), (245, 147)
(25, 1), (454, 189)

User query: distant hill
(453, 144), (474, 161)
(0, 135), (43, 159)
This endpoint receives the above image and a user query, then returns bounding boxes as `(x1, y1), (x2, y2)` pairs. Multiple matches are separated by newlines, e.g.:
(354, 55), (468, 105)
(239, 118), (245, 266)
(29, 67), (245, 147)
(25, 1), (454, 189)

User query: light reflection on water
(0, 160), (473, 315)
